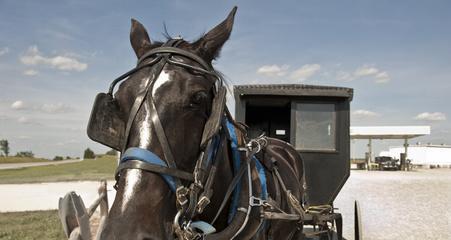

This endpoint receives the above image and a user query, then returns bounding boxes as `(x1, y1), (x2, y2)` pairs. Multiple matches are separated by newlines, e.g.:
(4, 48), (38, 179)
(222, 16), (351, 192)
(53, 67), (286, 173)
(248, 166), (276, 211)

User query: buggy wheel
(354, 200), (363, 240)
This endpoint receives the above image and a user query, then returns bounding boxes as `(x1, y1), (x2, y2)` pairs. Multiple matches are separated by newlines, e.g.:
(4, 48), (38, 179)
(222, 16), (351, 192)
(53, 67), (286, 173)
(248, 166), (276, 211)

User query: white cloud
(289, 64), (321, 81)
(20, 46), (88, 72)
(374, 71), (390, 83)
(17, 116), (41, 125)
(352, 109), (379, 117)
(10, 100), (73, 114)
(336, 71), (354, 82)
(414, 112), (446, 121)
(257, 64), (289, 77)
(40, 103), (73, 113)
(23, 69), (39, 76)
(11, 100), (26, 110)
(354, 66), (379, 77)
(18, 116), (30, 124)
(0, 47), (9, 56)
(17, 136), (32, 140)
(337, 65), (391, 83)
(256, 63), (321, 82)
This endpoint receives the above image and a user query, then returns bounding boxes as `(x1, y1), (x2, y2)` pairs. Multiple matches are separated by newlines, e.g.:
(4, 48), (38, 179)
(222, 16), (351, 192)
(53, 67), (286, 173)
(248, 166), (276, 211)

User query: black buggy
(234, 84), (361, 239)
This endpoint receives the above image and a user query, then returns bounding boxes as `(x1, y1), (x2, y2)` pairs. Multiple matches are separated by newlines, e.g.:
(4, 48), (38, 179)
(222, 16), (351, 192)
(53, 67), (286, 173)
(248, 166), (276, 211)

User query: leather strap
(138, 47), (213, 71)
(108, 56), (162, 95)
(121, 57), (167, 153)
(211, 157), (248, 225)
(116, 160), (194, 182)
(148, 98), (178, 170)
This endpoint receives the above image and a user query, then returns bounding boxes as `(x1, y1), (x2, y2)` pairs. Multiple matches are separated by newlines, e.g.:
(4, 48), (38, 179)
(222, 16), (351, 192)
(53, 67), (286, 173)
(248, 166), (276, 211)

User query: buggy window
(294, 103), (336, 151)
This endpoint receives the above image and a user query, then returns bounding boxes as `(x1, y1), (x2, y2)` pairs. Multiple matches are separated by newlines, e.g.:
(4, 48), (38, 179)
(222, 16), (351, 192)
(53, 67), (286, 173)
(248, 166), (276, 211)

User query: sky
(0, 0), (450, 158)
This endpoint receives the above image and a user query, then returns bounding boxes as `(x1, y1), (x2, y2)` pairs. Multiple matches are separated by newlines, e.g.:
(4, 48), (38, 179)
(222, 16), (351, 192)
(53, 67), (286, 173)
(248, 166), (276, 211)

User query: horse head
(97, 8), (237, 240)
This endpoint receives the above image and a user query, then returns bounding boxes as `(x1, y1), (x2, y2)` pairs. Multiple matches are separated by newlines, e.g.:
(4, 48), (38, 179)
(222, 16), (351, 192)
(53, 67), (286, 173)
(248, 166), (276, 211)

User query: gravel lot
(334, 169), (451, 240)
(1, 170), (450, 239)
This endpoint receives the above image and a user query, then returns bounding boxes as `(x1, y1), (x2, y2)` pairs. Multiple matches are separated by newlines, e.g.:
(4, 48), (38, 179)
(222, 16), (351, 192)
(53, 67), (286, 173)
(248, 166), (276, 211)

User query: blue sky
(0, 0), (450, 158)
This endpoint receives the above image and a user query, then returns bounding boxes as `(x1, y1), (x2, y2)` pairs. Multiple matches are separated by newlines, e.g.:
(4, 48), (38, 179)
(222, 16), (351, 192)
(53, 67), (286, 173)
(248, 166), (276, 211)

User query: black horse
(91, 7), (308, 240)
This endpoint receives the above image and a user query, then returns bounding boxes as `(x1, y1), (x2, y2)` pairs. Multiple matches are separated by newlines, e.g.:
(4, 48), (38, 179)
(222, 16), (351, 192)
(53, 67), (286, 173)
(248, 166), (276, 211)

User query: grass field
(0, 210), (65, 240)
(0, 155), (117, 184)
(0, 157), (52, 164)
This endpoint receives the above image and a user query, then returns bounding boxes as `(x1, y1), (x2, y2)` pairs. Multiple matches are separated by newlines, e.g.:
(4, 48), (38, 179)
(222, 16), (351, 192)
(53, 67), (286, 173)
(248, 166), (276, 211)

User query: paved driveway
(0, 181), (116, 212)
(0, 159), (82, 170)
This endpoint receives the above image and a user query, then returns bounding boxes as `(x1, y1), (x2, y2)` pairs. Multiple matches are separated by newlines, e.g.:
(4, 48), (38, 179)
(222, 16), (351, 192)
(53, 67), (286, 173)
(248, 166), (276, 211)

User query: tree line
(1, 138), (118, 160)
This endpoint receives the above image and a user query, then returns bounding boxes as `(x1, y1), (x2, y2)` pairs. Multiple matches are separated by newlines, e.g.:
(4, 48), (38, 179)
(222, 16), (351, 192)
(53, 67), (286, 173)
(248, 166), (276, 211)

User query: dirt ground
(334, 168), (451, 240)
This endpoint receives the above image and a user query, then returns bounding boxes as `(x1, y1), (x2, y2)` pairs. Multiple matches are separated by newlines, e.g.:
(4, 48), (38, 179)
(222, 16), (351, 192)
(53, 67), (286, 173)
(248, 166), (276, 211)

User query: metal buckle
(249, 196), (267, 207)
(196, 196), (211, 214)
(176, 186), (189, 206)
(244, 135), (268, 155)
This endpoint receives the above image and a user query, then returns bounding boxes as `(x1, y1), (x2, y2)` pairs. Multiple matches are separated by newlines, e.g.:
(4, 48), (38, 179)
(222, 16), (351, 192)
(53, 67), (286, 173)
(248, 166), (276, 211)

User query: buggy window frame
(290, 101), (338, 152)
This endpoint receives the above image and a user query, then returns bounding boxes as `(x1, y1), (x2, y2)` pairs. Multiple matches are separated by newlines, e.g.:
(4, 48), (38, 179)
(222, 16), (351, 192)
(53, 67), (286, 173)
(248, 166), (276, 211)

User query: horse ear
(193, 6), (237, 62)
(130, 19), (152, 59)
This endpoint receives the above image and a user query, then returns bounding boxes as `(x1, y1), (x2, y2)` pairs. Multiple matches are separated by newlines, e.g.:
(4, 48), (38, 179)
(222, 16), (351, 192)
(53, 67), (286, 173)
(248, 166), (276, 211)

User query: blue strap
(253, 156), (268, 234)
(206, 135), (220, 166)
(225, 120), (269, 224)
(226, 119), (242, 223)
(253, 156), (268, 200)
(120, 147), (177, 192)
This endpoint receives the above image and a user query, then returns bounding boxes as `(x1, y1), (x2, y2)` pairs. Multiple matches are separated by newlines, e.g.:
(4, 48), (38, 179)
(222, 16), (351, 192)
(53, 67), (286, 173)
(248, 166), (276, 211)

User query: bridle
(102, 39), (232, 237)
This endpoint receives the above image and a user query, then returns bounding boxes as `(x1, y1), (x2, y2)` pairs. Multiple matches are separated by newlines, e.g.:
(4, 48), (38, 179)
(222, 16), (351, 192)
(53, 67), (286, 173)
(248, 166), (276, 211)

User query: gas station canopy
(350, 126), (431, 140)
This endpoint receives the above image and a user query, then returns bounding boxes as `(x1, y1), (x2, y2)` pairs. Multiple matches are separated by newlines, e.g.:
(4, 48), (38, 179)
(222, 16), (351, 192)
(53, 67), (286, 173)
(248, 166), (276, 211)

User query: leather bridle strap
(148, 97), (178, 169)
(138, 47), (213, 71)
(116, 160), (194, 182)
(116, 42), (222, 193)
(108, 56), (163, 95)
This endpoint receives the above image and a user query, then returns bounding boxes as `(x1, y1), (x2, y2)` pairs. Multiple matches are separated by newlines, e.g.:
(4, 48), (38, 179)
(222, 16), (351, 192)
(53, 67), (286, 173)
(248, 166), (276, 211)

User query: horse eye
(190, 91), (208, 106)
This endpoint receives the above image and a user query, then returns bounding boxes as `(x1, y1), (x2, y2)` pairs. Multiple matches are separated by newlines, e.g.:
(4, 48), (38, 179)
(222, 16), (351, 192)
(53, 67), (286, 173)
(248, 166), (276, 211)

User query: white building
(380, 144), (451, 166)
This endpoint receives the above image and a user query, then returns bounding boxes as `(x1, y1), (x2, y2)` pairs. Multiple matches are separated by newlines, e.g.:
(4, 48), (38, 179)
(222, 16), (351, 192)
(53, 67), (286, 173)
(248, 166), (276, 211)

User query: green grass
(0, 210), (65, 240)
(0, 155), (117, 184)
(0, 157), (52, 164)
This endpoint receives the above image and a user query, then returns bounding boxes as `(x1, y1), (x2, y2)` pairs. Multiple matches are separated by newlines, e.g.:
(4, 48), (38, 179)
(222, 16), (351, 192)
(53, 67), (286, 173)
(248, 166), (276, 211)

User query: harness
(87, 39), (336, 240)
(87, 39), (267, 239)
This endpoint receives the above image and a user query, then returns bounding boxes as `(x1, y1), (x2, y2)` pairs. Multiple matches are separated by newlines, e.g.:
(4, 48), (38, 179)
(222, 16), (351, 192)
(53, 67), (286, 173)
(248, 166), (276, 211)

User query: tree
(53, 156), (64, 161)
(105, 149), (117, 156)
(83, 148), (95, 159)
(15, 151), (34, 158)
(0, 139), (9, 157)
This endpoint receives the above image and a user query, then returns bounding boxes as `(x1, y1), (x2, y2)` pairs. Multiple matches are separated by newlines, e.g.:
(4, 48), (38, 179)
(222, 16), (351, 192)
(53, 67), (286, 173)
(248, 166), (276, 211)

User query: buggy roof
(234, 84), (353, 100)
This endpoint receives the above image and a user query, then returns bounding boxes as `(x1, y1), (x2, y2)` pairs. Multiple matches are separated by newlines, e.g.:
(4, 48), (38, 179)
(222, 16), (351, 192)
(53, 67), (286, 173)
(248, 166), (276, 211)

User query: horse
(88, 7), (307, 240)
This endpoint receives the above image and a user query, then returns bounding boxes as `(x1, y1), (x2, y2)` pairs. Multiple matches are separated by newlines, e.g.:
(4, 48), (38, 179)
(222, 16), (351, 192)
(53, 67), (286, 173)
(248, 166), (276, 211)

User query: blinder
(87, 93), (125, 151)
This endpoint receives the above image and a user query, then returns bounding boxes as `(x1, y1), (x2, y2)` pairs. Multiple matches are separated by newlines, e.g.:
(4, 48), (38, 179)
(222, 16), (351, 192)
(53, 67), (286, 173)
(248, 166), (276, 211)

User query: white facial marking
(121, 169), (143, 212)
(152, 70), (171, 96)
(138, 103), (152, 148)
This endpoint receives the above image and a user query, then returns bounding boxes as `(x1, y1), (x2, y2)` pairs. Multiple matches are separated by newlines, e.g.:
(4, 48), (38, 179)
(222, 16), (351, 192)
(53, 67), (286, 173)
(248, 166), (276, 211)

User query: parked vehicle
(375, 156), (400, 170)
